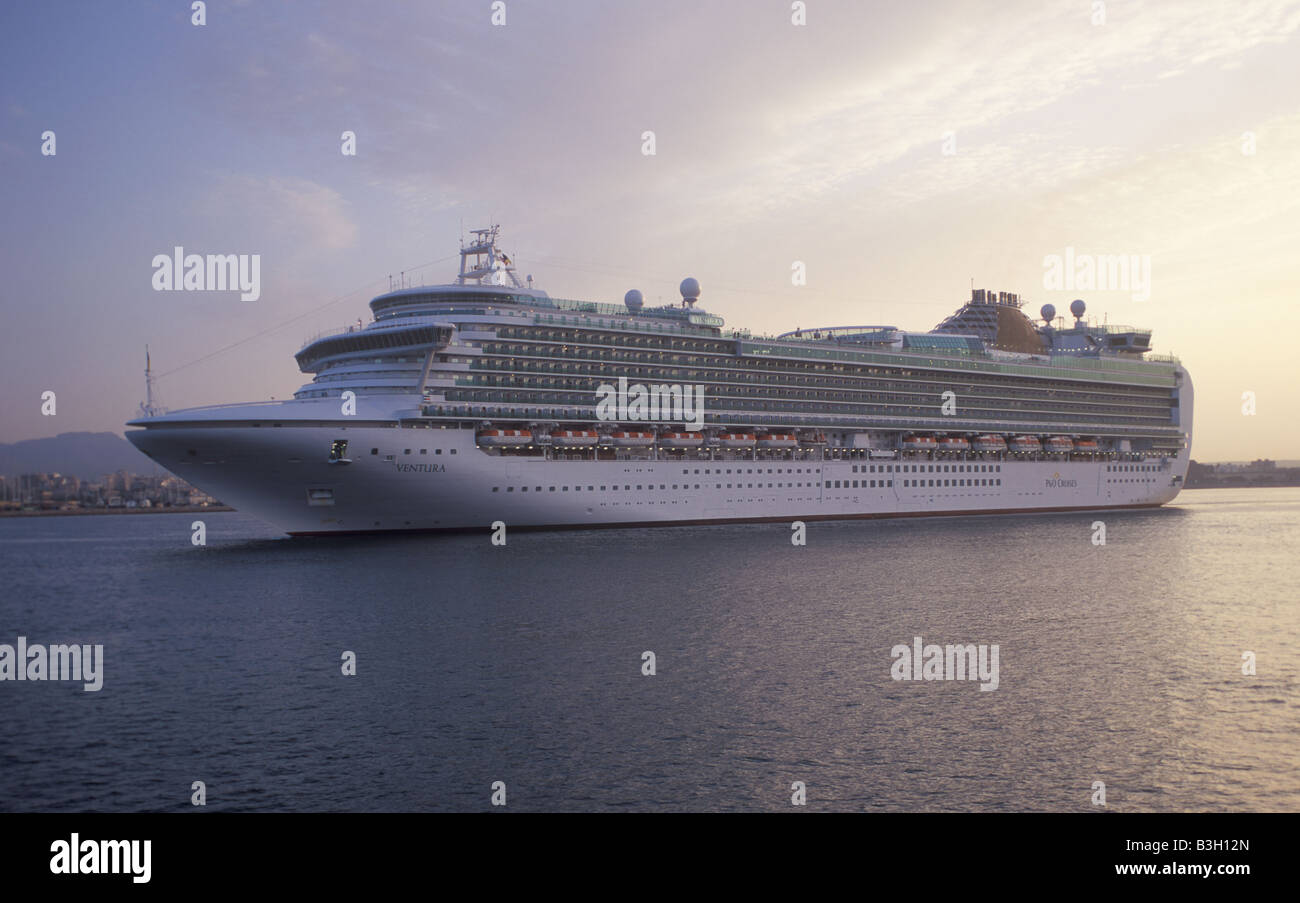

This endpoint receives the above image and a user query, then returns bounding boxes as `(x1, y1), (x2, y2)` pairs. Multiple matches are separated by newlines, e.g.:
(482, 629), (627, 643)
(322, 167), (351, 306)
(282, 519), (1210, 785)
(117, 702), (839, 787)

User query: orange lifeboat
(549, 429), (599, 447)
(1010, 436), (1041, 453)
(756, 433), (798, 449)
(608, 431), (655, 447)
(717, 432), (757, 448)
(476, 428), (532, 447)
(973, 434), (1007, 453)
(658, 432), (704, 448)
(902, 434), (938, 451)
(1045, 436), (1074, 453)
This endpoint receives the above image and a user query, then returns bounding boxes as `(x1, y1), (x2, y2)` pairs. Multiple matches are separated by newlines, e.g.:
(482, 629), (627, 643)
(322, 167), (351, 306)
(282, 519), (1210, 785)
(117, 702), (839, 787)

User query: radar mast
(457, 225), (524, 288)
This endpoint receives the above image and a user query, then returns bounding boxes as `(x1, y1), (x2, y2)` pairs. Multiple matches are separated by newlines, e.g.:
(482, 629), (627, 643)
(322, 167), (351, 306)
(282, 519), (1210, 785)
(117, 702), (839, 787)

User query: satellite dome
(1040, 303), (1056, 323)
(624, 289), (643, 312)
(1069, 298), (1087, 319)
(679, 277), (701, 301)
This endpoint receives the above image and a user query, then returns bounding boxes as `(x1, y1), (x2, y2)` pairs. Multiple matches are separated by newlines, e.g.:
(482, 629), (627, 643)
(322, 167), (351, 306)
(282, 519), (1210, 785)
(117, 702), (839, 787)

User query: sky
(2, 0), (1299, 461)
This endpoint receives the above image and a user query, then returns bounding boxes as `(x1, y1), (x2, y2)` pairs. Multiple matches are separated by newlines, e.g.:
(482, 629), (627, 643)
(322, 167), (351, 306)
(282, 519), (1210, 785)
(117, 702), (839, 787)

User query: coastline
(1185, 480), (1300, 489)
(0, 505), (233, 519)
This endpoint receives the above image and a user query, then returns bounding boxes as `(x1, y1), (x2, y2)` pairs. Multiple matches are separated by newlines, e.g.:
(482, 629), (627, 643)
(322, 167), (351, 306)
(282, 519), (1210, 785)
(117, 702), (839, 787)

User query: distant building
(1187, 459), (1298, 487)
(0, 468), (224, 508)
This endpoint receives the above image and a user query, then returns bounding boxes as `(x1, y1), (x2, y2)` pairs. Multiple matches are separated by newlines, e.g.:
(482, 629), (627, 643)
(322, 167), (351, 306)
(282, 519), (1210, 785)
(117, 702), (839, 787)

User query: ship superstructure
(127, 228), (1193, 534)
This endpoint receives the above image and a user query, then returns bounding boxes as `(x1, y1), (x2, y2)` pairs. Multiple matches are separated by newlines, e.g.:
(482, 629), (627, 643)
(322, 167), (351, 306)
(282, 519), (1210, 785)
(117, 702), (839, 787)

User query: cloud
(198, 175), (359, 252)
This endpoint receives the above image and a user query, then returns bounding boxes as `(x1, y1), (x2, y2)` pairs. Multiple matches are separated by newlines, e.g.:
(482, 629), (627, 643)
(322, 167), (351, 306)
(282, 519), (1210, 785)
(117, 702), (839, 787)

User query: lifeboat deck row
(477, 428), (817, 449)
(474, 426), (1163, 463)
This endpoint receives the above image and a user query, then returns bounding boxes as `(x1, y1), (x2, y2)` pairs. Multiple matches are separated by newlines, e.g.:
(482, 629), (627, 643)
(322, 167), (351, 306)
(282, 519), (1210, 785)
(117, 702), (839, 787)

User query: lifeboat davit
(939, 436), (971, 452)
(658, 431), (704, 448)
(798, 430), (828, 445)
(1010, 435), (1041, 453)
(756, 433), (798, 449)
(973, 434), (1007, 453)
(608, 431), (655, 447)
(477, 428), (532, 447)
(1045, 436), (1074, 453)
(717, 432), (757, 448)
(901, 434), (938, 451)
(1074, 439), (1100, 453)
(549, 429), (599, 447)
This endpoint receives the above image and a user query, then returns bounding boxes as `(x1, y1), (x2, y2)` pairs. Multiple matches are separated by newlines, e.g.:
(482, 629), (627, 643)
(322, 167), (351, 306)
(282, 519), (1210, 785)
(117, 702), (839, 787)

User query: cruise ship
(126, 227), (1193, 535)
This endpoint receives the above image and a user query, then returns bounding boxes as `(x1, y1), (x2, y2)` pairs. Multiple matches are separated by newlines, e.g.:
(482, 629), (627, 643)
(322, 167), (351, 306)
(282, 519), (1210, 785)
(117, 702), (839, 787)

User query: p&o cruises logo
(1045, 471), (1078, 489)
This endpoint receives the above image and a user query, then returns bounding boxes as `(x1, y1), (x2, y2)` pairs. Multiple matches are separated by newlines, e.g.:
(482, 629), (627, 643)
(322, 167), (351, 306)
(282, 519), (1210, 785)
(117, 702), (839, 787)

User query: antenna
(138, 345), (163, 418)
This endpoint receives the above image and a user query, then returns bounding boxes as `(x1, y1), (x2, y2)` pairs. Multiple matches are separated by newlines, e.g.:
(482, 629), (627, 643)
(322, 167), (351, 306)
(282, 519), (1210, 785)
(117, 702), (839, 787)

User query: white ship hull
(128, 412), (1193, 536)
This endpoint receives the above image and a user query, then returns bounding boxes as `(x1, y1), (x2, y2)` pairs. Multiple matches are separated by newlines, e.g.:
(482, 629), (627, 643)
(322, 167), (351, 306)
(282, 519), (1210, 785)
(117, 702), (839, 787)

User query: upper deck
(279, 230), (1186, 444)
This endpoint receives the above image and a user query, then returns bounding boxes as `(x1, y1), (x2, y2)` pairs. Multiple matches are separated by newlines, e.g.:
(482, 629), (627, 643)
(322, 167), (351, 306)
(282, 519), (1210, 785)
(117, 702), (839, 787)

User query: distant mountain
(0, 432), (159, 480)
